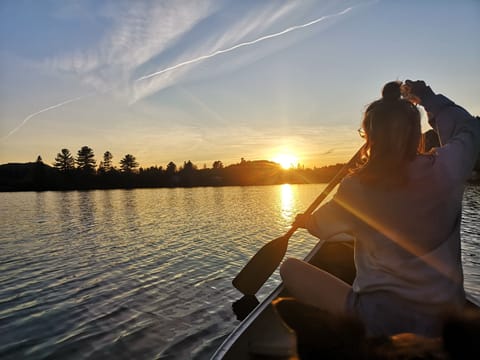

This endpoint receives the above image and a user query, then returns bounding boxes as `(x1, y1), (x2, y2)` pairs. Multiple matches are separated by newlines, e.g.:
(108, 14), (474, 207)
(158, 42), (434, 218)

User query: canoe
(211, 237), (480, 359)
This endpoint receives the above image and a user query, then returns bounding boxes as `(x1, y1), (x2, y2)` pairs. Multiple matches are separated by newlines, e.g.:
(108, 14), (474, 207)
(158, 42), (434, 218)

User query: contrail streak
(136, 7), (352, 82)
(2, 93), (94, 140)
(3, 6), (354, 140)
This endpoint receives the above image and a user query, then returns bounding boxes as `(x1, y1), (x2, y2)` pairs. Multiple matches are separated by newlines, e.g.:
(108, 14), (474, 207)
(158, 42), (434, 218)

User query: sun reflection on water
(280, 184), (295, 222)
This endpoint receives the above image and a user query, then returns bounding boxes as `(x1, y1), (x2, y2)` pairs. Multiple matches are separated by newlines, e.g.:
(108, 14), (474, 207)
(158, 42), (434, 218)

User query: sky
(0, 0), (479, 169)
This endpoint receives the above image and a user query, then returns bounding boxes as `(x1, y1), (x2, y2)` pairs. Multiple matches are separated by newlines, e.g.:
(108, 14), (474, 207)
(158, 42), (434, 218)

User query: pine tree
(103, 151), (113, 171)
(53, 149), (75, 173)
(76, 146), (96, 174)
(120, 154), (139, 172)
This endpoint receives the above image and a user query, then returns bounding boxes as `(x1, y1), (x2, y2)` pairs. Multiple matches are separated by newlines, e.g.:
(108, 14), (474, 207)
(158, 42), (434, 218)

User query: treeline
(0, 146), (347, 192)
(2, 144), (478, 192)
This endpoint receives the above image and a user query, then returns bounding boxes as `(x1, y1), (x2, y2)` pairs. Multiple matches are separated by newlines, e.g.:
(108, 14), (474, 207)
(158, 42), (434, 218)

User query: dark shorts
(345, 290), (446, 338)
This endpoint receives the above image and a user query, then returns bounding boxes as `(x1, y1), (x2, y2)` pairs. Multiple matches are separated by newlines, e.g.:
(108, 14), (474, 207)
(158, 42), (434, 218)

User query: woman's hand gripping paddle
(232, 147), (363, 296)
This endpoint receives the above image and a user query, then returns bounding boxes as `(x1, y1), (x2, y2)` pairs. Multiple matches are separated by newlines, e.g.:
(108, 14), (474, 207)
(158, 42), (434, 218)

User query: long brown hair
(353, 81), (422, 187)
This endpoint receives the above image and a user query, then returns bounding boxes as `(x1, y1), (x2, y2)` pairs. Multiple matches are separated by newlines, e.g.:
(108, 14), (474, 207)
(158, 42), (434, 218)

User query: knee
(280, 257), (302, 282)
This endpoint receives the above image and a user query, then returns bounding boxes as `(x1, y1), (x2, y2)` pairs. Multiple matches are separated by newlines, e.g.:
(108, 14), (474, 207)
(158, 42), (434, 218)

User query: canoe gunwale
(210, 240), (326, 359)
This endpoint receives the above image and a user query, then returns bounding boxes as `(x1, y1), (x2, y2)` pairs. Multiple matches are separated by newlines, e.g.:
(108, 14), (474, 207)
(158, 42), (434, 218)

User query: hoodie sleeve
(422, 94), (480, 182)
(305, 179), (357, 240)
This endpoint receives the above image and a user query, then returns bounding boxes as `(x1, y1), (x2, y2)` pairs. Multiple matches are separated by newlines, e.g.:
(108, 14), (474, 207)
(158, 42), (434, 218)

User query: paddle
(232, 146), (363, 296)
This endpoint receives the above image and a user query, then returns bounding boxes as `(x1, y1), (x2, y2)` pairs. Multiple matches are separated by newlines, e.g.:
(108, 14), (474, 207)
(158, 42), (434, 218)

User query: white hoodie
(307, 93), (480, 311)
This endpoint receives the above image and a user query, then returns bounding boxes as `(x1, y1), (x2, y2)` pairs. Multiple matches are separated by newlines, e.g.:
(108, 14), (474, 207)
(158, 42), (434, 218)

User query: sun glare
(273, 154), (298, 169)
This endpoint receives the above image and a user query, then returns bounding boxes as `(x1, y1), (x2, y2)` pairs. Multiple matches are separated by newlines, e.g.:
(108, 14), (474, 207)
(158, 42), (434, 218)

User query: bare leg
(280, 257), (351, 315)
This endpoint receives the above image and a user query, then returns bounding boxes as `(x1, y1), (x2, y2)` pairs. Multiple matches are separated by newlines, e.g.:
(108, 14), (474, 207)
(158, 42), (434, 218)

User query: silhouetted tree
(182, 160), (196, 172)
(97, 161), (105, 173)
(76, 146), (96, 174)
(103, 151), (113, 171)
(179, 160), (197, 186)
(120, 154), (139, 172)
(166, 161), (177, 175)
(212, 160), (224, 169)
(33, 155), (45, 190)
(53, 149), (75, 173)
(98, 151), (114, 174)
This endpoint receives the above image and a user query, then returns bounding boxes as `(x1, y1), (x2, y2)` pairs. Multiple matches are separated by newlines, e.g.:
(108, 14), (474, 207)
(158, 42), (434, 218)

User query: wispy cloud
(131, 4), (353, 101)
(48, 0), (217, 94)
(3, 1), (359, 140)
(3, 1), (217, 139)
(51, 1), (354, 102)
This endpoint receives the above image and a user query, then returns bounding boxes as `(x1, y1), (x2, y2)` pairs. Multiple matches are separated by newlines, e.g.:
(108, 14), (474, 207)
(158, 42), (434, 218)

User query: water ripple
(0, 185), (478, 359)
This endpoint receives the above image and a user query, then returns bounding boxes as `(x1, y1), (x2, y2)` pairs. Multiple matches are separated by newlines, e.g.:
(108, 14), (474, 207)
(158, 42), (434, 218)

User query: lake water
(1, 184), (479, 359)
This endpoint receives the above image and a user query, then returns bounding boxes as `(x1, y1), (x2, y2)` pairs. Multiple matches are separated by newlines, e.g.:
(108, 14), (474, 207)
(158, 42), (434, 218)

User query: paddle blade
(232, 295), (260, 321)
(232, 235), (289, 296)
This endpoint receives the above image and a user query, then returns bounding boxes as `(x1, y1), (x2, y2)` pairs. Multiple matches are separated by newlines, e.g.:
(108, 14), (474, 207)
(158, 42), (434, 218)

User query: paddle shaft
(297, 146), (363, 221)
(232, 146), (363, 296)
(276, 146), (363, 244)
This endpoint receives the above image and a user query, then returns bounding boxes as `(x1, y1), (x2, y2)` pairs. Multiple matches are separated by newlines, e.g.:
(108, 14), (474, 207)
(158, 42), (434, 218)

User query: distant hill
(0, 162), (59, 191)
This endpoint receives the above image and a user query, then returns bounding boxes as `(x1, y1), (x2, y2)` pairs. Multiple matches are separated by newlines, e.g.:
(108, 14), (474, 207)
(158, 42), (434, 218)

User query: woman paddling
(279, 80), (480, 338)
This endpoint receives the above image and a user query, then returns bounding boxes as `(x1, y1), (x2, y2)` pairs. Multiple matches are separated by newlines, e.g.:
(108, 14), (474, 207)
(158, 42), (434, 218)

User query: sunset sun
(272, 154), (298, 169)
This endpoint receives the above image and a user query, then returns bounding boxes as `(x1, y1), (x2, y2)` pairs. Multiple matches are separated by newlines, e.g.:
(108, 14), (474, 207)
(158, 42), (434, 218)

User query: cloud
(47, 0), (217, 97)
(47, 1), (356, 103)
(4, 1), (359, 140)
(130, 2), (295, 100)
(131, 3), (353, 102)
